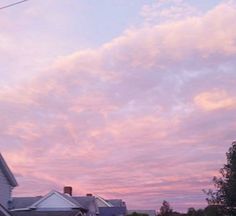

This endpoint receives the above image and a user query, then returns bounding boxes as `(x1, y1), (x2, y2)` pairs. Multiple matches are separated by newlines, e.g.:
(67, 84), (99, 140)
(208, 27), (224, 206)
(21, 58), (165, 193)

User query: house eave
(10, 208), (31, 212)
(0, 153), (18, 187)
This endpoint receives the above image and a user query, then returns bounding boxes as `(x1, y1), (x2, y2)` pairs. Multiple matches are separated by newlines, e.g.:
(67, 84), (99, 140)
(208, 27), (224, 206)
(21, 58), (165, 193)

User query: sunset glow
(0, 0), (236, 212)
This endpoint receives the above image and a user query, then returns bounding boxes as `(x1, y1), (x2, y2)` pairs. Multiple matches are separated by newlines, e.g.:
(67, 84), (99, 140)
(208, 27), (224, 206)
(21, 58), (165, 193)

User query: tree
(195, 209), (204, 216)
(204, 205), (222, 216)
(187, 207), (196, 216)
(187, 208), (197, 216)
(158, 200), (173, 216)
(127, 212), (149, 216)
(186, 208), (204, 216)
(205, 141), (236, 215)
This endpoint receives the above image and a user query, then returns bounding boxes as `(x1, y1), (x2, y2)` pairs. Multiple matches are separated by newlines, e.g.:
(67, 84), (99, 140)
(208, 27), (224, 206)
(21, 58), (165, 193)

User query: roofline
(95, 195), (113, 207)
(10, 208), (31, 212)
(0, 153), (18, 187)
(29, 190), (84, 209)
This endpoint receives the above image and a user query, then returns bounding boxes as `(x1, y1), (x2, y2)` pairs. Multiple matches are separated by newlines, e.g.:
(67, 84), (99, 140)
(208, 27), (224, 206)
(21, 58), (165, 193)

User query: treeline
(129, 141), (236, 216)
(157, 200), (222, 216)
(157, 141), (236, 216)
(127, 204), (221, 216)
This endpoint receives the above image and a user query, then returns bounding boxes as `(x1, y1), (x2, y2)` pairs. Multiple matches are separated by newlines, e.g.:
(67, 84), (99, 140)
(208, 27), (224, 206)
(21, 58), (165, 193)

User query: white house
(0, 154), (18, 209)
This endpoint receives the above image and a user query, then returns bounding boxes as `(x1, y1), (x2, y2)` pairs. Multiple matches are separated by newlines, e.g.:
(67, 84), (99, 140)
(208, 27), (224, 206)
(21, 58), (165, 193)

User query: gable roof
(11, 192), (127, 216)
(59, 193), (83, 207)
(12, 196), (98, 213)
(11, 196), (97, 211)
(11, 210), (82, 216)
(29, 191), (85, 210)
(95, 196), (113, 207)
(0, 154), (18, 187)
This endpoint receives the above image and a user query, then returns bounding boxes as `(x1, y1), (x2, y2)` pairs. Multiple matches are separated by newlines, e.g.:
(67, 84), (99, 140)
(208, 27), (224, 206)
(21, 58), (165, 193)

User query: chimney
(64, 186), (72, 196)
(86, 193), (93, 196)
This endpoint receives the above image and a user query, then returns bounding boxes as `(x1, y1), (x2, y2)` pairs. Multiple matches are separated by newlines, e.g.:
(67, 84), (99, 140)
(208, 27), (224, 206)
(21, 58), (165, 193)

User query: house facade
(0, 154), (18, 209)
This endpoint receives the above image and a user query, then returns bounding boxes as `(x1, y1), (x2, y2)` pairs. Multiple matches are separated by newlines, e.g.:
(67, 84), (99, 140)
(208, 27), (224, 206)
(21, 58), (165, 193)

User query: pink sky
(0, 0), (236, 213)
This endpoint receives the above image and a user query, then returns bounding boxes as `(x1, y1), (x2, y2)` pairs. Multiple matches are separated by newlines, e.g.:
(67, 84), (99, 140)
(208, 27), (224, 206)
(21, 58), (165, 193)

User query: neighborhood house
(0, 153), (127, 216)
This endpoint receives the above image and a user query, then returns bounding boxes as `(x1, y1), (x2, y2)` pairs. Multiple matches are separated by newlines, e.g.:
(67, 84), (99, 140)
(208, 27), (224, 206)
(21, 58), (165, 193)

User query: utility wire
(0, 0), (29, 10)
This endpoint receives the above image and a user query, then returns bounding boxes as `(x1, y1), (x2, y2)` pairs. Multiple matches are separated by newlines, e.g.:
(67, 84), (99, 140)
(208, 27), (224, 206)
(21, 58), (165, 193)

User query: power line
(0, 0), (29, 10)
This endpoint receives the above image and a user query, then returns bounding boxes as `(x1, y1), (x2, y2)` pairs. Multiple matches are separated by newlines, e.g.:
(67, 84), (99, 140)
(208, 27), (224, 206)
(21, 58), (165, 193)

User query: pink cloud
(194, 89), (236, 111)
(0, 1), (236, 213)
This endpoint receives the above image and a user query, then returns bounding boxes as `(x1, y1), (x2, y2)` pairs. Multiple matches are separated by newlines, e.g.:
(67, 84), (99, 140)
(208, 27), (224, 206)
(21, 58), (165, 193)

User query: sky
(0, 0), (236, 213)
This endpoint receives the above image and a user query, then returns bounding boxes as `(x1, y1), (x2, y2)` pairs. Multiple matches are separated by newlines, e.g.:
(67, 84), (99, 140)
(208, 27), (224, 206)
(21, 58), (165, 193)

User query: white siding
(0, 169), (11, 209)
(37, 193), (75, 209)
(95, 197), (112, 207)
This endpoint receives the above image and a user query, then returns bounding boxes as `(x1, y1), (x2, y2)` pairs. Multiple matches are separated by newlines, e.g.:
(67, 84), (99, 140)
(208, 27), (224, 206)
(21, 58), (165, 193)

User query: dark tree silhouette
(204, 205), (222, 216)
(158, 200), (173, 216)
(205, 141), (236, 215)
(187, 208), (196, 216)
(186, 207), (205, 216)
(127, 212), (148, 216)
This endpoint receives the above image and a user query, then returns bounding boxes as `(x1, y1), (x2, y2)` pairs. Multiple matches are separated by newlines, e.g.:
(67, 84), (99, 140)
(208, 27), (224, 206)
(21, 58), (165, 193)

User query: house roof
(72, 196), (96, 210)
(59, 193), (85, 209)
(95, 196), (113, 207)
(107, 199), (125, 207)
(11, 210), (82, 216)
(11, 192), (126, 216)
(11, 197), (42, 210)
(29, 191), (86, 210)
(98, 206), (127, 216)
(11, 196), (96, 211)
(0, 154), (18, 187)
(73, 196), (99, 214)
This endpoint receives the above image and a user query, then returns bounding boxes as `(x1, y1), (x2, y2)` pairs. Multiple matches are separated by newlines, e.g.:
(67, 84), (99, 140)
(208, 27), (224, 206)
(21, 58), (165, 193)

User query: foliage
(203, 205), (222, 216)
(187, 208), (197, 216)
(185, 208), (205, 216)
(127, 212), (149, 216)
(158, 200), (173, 216)
(205, 141), (236, 215)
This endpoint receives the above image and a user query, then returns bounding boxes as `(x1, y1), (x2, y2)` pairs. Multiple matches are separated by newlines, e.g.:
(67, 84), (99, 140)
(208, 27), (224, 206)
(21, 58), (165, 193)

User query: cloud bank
(1, 0), (236, 212)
